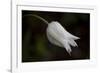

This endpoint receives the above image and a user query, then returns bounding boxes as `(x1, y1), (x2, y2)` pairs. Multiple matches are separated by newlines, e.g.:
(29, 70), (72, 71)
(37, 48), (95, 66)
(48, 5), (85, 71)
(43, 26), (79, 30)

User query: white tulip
(23, 14), (80, 56)
(47, 21), (80, 55)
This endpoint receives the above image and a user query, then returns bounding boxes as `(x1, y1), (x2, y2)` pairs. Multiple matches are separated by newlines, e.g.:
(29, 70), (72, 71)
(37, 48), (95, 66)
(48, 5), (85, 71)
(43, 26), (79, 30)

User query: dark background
(22, 10), (90, 62)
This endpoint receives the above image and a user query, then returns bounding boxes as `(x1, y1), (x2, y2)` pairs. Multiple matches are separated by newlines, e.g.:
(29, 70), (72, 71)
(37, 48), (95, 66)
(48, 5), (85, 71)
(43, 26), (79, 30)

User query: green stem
(23, 14), (49, 25)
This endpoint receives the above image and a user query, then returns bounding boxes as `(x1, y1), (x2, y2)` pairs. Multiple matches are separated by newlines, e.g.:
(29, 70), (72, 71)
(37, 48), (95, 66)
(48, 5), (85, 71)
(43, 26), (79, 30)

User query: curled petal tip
(77, 37), (80, 39)
(74, 36), (80, 40)
(68, 51), (71, 56)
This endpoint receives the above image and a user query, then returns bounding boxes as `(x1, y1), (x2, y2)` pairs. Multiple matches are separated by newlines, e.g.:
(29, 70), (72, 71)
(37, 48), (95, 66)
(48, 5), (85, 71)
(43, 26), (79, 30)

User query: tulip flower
(23, 14), (80, 56)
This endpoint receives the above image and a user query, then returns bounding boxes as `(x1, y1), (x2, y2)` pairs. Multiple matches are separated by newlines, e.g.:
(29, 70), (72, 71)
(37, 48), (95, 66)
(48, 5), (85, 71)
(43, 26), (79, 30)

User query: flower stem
(23, 14), (49, 25)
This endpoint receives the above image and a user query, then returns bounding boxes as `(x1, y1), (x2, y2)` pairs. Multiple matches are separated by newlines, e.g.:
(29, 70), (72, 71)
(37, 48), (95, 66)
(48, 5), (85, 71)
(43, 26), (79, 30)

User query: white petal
(68, 39), (78, 47)
(46, 31), (63, 47)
